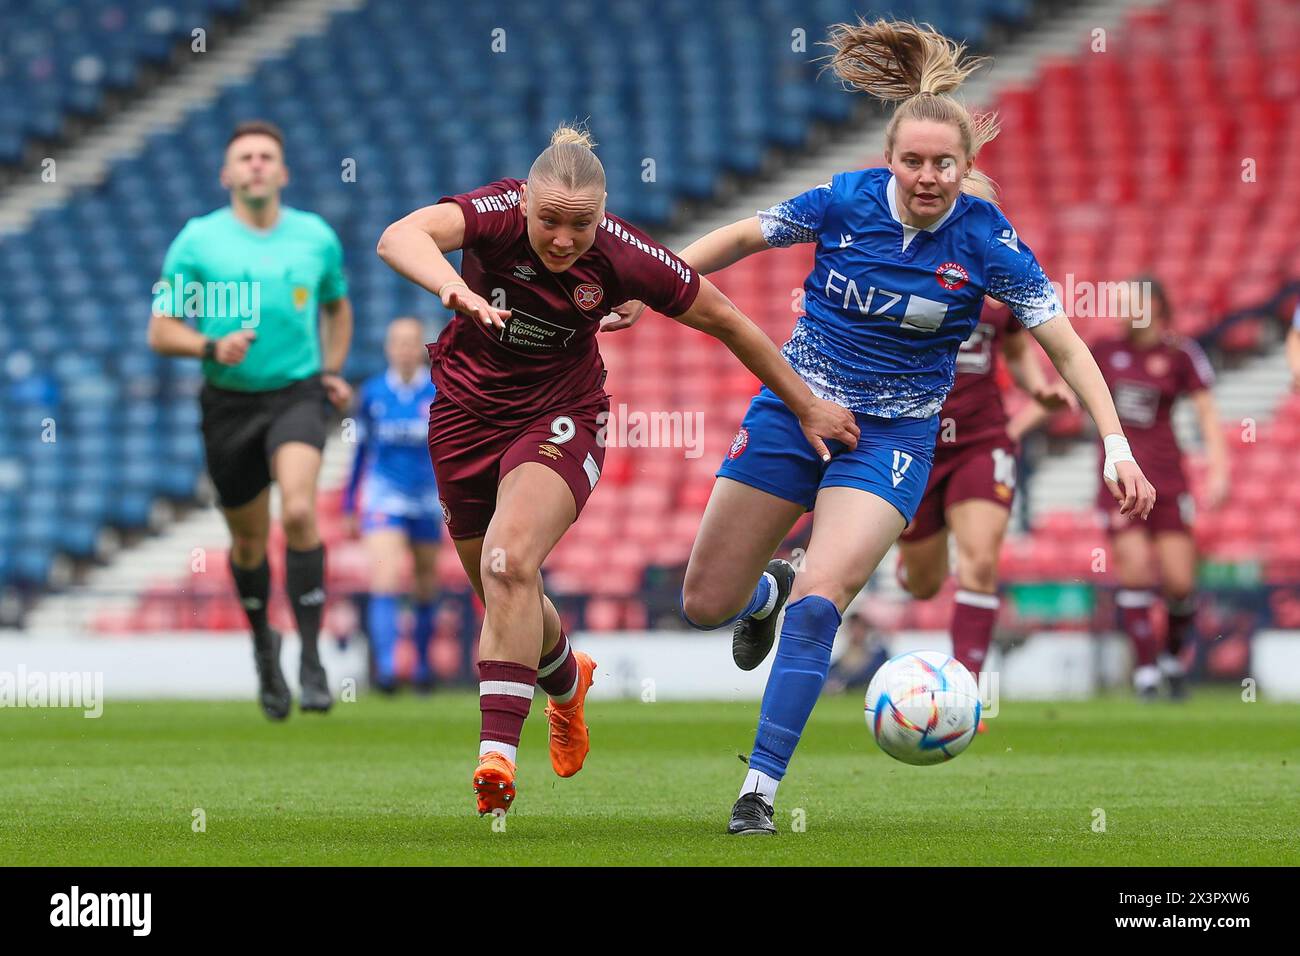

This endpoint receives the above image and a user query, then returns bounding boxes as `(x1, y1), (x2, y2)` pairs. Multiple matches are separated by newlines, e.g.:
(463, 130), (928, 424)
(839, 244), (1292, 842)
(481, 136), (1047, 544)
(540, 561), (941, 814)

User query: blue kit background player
(344, 317), (443, 692)
(612, 19), (1157, 834)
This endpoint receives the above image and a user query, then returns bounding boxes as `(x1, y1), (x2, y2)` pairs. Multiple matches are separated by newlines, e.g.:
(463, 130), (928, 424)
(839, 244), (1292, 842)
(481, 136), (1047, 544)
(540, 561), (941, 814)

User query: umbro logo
(996, 228), (1020, 253)
(241, 598), (263, 611)
(839, 233), (854, 248)
(297, 588), (326, 607)
(513, 263), (536, 281)
(890, 450), (914, 488)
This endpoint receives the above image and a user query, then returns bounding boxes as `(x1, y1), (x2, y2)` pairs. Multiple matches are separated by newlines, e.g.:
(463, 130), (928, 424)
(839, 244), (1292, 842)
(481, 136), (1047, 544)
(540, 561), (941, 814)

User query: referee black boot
(299, 654), (333, 713)
(252, 629), (291, 721)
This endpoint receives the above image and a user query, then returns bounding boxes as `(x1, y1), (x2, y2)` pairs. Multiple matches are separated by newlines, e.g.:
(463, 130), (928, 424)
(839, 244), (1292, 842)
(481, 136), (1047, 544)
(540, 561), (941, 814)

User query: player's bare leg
(896, 529), (950, 600)
(272, 441), (332, 712)
(682, 477), (806, 669)
(730, 487), (905, 834)
(1112, 527), (1160, 699)
(469, 462), (578, 814)
(410, 540), (441, 693)
(365, 526), (409, 692)
(1154, 530), (1197, 699)
(222, 488), (290, 720)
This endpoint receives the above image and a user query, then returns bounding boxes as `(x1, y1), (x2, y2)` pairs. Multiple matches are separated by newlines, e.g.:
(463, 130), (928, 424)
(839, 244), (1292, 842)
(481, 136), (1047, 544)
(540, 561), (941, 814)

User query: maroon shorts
(900, 434), (1019, 542)
(428, 392), (609, 540)
(1098, 470), (1192, 536)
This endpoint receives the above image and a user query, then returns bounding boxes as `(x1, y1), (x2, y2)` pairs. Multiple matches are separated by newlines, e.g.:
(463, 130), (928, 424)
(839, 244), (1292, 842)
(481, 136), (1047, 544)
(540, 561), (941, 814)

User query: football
(864, 651), (982, 765)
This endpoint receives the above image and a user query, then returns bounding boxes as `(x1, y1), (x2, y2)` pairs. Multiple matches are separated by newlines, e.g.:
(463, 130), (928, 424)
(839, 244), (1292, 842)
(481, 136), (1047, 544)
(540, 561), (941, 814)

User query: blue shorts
(715, 387), (939, 522)
(359, 477), (443, 543)
(361, 510), (444, 543)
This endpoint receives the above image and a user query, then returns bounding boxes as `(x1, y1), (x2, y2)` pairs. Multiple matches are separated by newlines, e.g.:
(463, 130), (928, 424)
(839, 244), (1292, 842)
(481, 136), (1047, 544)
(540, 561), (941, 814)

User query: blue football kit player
(344, 318), (443, 692)
(610, 19), (1157, 834)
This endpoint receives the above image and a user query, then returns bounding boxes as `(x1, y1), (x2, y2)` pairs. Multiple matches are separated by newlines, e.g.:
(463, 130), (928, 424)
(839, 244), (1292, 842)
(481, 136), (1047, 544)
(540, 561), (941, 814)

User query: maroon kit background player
(897, 297), (1074, 680)
(1092, 278), (1228, 698)
(377, 124), (857, 814)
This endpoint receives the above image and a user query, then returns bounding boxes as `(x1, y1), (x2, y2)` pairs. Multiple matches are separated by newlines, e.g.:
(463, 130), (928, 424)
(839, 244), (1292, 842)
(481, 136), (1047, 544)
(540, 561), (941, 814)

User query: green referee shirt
(155, 206), (349, 392)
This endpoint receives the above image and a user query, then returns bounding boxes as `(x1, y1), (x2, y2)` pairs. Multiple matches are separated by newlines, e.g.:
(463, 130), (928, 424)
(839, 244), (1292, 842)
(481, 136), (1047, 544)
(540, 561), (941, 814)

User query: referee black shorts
(199, 376), (331, 509)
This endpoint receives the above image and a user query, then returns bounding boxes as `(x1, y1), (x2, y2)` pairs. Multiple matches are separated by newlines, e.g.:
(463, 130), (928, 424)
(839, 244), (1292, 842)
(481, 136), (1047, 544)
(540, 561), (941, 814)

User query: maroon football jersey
(1092, 333), (1215, 480)
(937, 299), (1022, 449)
(429, 179), (700, 424)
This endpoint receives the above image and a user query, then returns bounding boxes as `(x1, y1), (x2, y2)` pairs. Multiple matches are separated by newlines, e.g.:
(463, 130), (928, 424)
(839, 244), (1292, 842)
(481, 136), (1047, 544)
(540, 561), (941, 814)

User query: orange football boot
(472, 751), (517, 816)
(976, 719), (988, 734)
(543, 651), (596, 778)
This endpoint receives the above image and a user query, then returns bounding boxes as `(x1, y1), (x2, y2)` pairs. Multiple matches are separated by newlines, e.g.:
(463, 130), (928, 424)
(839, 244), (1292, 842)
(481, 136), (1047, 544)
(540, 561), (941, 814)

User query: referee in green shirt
(148, 120), (353, 719)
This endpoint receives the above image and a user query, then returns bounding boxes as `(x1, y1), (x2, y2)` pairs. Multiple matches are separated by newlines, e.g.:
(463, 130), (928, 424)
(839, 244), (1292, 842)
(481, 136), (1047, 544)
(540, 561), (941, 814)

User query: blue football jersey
(343, 370), (438, 514)
(758, 166), (1063, 418)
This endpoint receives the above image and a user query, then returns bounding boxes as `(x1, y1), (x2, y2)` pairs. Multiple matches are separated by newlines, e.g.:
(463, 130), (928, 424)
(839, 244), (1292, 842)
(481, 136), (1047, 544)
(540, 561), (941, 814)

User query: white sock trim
(751, 572), (779, 620)
(537, 642), (570, 679)
(1116, 589), (1156, 608)
(479, 680), (535, 699)
(739, 768), (780, 804)
(479, 740), (518, 763)
(550, 671), (580, 705)
(955, 589), (1000, 610)
(1133, 665), (1161, 690)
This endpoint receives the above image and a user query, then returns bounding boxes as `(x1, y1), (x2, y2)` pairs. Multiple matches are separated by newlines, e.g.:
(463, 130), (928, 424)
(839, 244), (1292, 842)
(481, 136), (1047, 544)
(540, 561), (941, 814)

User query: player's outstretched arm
(377, 202), (510, 329)
(601, 217), (770, 333)
(677, 216), (770, 275)
(673, 278), (859, 460)
(1028, 314), (1157, 519)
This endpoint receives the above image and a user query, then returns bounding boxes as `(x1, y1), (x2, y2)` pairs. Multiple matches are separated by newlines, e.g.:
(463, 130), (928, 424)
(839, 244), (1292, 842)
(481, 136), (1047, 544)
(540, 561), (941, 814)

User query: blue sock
(680, 573), (773, 630)
(747, 595), (841, 781)
(368, 594), (400, 685)
(412, 600), (436, 682)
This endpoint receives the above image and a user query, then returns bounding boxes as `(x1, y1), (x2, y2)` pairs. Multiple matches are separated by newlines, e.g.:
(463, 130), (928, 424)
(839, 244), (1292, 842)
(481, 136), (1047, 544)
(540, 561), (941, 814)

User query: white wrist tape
(1102, 433), (1135, 483)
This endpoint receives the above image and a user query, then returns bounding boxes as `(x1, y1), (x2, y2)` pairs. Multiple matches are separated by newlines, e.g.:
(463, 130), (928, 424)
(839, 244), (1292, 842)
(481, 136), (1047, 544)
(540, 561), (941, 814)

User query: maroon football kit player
(901, 299), (1023, 543)
(1092, 334), (1214, 536)
(427, 179), (699, 540)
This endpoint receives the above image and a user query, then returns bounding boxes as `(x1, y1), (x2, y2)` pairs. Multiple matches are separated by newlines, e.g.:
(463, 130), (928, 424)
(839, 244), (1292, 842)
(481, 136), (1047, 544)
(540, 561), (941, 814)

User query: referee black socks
(286, 544), (326, 666)
(230, 556), (271, 637)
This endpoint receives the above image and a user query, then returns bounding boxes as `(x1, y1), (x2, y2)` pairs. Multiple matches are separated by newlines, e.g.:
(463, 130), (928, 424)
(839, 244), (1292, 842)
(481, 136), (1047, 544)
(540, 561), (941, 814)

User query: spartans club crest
(728, 427), (749, 460)
(935, 262), (970, 291)
(573, 283), (604, 310)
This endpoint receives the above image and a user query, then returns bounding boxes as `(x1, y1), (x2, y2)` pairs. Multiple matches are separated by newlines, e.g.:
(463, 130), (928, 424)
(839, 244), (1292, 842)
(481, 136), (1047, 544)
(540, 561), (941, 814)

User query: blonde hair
(528, 122), (605, 193)
(823, 19), (1000, 202)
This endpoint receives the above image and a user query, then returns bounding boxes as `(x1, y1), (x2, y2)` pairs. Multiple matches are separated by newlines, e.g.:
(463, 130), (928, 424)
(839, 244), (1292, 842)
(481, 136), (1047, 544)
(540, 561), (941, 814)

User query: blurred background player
(343, 317), (442, 694)
(896, 294), (1075, 686)
(148, 120), (353, 719)
(1093, 277), (1228, 699)
(377, 124), (856, 816)
(648, 19), (1156, 835)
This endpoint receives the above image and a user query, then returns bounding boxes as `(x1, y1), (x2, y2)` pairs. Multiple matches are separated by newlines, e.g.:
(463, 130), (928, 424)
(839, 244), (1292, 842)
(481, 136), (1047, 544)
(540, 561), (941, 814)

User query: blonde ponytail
(823, 19), (1000, 201)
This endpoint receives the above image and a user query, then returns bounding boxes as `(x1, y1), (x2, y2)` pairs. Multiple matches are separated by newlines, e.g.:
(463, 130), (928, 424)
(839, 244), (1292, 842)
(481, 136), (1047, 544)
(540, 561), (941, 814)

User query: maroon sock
(537, 630), (579, 703)
(952, 590), (999, 677)
(478, 660), (536, 760)
(1117, 589), (1157, 667)
(1166, 595), (1196, 656)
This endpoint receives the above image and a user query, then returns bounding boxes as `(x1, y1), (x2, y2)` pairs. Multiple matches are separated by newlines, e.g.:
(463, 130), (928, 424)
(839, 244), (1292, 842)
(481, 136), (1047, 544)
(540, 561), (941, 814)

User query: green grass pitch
(3, 688), (1296, 865)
